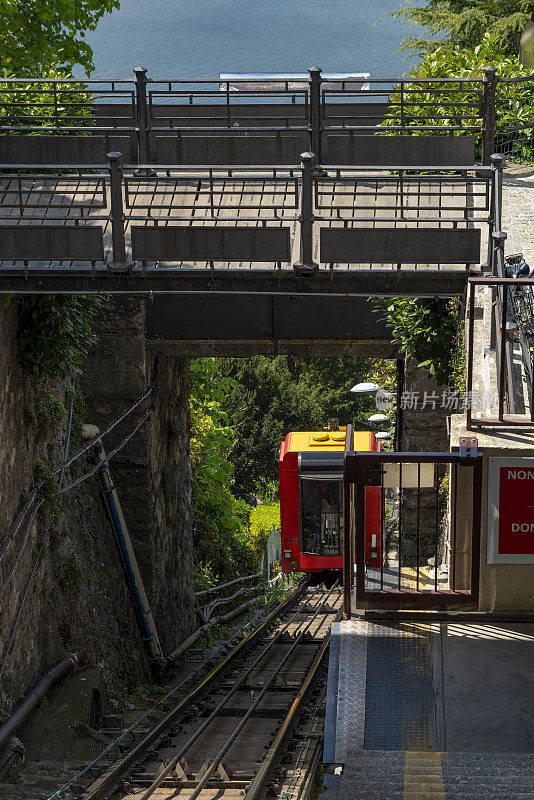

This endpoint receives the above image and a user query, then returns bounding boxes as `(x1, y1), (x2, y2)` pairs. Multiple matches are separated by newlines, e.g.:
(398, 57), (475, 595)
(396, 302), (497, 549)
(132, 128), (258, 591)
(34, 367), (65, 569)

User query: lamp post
(350, 381), (399, 449)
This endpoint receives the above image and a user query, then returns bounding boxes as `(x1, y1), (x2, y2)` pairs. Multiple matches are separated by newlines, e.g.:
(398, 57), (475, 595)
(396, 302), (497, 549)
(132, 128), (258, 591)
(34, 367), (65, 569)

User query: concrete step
(338, 750), (534, 800)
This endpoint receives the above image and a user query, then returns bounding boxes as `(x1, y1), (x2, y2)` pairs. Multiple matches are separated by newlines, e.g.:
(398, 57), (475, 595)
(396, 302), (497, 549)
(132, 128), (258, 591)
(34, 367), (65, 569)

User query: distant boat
(219, 72), (370, 92)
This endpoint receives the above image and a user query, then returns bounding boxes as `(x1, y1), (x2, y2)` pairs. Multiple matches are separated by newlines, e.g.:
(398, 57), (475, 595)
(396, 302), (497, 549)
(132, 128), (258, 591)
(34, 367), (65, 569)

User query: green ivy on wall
(17, 295), (101, 378)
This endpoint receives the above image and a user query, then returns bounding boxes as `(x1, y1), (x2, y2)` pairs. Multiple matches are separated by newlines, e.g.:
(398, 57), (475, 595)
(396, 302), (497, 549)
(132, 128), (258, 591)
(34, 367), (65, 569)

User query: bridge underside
(145, 293), (397, 357)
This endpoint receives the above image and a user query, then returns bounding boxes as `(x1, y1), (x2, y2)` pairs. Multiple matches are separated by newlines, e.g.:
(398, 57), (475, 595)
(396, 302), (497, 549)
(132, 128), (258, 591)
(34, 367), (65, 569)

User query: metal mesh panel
(260, 528), (281, 577)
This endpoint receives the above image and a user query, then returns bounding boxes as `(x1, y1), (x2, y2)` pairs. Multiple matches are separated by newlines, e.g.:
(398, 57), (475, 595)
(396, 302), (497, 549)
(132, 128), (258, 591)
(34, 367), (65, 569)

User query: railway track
(79, 580), (341, 800)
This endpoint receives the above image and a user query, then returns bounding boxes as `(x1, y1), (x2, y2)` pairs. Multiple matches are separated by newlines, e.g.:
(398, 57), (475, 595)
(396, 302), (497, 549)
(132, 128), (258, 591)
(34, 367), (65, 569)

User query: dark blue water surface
(82, 0), (415, 78)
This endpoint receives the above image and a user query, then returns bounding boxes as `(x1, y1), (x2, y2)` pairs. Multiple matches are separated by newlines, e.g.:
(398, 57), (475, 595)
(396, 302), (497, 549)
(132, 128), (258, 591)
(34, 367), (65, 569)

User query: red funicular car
(279, 426), (382, 574)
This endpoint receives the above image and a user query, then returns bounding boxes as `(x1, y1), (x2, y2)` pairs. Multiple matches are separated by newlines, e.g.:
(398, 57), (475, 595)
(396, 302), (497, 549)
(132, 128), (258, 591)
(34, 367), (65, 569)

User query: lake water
(82, 0), (416, 78)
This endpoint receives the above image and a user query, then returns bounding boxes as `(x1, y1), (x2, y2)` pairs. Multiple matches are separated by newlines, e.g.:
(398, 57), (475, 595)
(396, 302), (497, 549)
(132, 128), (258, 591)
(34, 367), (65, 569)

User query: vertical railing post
(489, 152), (505, 274)
(492, 230), (507, 276)
(343, 457), (353, 618)
(466, 280), (476, 430)
(293, 152), (319, 274)
(107, 152), (132, 273)
(134, 66), (150, 165)
(482, 66), (497, 165)
(308, 67), (322, 163)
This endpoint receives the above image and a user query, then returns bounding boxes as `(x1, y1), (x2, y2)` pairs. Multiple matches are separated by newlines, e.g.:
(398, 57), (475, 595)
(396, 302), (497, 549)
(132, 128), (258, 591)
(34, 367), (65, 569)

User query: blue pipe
(92, 452), (163, 670)
(102, 467), (154, 644)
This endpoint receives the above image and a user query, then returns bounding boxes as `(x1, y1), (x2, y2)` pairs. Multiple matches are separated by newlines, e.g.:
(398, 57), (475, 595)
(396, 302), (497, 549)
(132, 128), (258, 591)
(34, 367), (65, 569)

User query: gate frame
(343, 451), (482, 617)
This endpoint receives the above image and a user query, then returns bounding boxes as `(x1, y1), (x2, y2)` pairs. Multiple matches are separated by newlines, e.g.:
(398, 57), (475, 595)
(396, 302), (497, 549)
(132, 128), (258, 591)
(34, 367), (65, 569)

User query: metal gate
(343, 448), (482, 616)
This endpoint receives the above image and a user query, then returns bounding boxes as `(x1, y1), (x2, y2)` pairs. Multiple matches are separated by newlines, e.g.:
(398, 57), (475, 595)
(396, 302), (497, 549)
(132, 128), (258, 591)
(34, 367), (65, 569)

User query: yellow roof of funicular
(287, 429), (372, 453)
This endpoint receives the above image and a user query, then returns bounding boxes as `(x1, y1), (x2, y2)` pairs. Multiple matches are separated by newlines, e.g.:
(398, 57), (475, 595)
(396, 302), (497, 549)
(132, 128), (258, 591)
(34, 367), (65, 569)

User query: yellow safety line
(404, 752), (445, 800)
(400, 622), (434, 751)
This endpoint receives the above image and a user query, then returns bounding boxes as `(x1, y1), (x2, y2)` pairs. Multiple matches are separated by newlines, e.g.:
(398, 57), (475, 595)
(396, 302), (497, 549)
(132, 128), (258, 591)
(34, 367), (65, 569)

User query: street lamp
(350, 382), (381, 394)
(368, 413), (389, 423)
(375, 432), (391, 441)
(350, 377), (401, 450)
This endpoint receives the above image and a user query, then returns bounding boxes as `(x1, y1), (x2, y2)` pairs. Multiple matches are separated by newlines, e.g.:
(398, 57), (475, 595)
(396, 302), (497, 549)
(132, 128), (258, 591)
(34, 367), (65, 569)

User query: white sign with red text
(487, 457), (534, 564)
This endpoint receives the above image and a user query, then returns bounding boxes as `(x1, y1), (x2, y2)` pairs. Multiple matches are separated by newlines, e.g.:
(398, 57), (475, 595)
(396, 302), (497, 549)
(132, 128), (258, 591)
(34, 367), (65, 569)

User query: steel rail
(178, 581), (339, 800)
(134, 580), (336, 800)
(81, 582), (308, 800)
(243, 607), (341, 800)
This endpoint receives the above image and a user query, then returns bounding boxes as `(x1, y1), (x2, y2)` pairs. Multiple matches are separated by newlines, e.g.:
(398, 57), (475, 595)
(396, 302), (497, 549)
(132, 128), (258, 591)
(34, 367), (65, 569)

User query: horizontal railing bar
(323, 125), (483, 131)
(318, 164), (491, 173)
(346, 451), (481, 463)
(314, 216), (484, 223)
(470, 277), (534, 286)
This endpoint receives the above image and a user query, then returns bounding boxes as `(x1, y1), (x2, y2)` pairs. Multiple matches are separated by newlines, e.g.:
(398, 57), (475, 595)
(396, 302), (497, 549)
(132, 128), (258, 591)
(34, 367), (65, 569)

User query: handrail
(467, 276), (534, 428)
(1, 64), (522, 165)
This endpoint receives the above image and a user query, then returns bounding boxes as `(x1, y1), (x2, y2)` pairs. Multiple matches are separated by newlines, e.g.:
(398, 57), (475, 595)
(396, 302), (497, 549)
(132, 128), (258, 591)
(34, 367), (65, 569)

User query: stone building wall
(80, 297), (195, 653)
(400, 358), (450, 563)
(0, 301), (149, 715)
(0, 294), (195, 718)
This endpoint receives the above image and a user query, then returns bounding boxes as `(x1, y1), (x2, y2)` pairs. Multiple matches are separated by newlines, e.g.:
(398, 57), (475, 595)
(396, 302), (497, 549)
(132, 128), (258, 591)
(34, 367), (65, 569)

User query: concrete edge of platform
(323, 621), (341, 764)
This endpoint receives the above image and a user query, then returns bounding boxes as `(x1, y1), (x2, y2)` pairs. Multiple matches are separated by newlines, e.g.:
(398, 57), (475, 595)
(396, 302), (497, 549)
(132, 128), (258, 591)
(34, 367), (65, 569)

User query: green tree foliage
(0, 0), (119, 74)
(382, 33), (534, 160)
(373, 299), (464, 387)
(0, 67), (92, 130)
(218, 357), (377, 495)
(388, 0), (531, 56)
(189, 359), (255, 577)
(17, 295), (102, 377)
(249, 503), (281, 562)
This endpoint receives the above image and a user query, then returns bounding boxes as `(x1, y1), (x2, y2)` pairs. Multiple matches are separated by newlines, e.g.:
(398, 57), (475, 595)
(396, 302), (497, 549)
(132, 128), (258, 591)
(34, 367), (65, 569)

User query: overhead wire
(0, 385), (154, 567)
(0, 383), (153, 684)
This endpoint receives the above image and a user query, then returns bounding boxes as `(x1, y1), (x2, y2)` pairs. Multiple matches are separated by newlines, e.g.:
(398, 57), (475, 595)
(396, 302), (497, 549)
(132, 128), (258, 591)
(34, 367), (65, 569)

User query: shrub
(18, 295), (102, 378)
(381, 33), (534, 162)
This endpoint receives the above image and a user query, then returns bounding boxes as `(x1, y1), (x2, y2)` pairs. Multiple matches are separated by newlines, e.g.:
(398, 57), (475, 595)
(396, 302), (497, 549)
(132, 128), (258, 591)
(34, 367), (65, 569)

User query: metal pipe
(83, 426), (164, 673)
(0, 652), (83, 752)
(166, 597), (260, 664)
(482, 67), (497, 166)
(195, 572), (262, 597)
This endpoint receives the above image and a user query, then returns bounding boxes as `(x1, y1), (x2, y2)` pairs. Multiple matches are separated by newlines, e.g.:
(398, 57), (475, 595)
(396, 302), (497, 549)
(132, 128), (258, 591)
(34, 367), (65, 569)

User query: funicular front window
(300, 477), (343, 556)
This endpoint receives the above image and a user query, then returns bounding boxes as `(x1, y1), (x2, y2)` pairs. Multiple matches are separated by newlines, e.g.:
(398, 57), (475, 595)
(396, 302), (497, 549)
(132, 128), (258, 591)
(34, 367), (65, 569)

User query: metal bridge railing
(466, 276), (534, 428)
(466, 151), (534, 428)
(0, 153), (493, 272)
(1, 65), (528, 166)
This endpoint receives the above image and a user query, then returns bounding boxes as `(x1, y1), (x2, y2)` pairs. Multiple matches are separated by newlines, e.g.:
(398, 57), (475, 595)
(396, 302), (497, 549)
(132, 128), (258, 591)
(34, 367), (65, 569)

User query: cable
(0, 385), (154, 567)
(0, 500), (43, 602)
(51, 385), (153, 479)
(0, 375), (76, 684)
(58, 408), (153, 495)
(0, 390), (154, 684)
